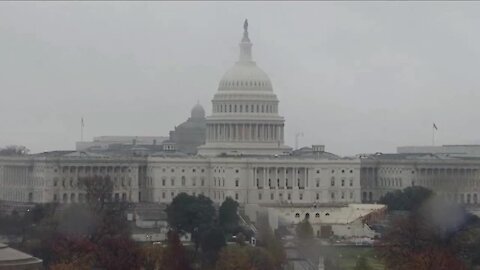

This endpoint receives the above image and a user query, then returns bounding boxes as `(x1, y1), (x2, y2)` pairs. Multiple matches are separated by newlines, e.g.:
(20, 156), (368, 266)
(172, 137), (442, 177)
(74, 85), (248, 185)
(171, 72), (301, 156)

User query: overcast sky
(1, 2), (480, 156)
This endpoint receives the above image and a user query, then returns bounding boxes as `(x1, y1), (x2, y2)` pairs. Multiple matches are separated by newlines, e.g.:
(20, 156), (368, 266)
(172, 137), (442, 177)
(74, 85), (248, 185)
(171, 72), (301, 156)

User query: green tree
(256, 216), (286, 269)
(354, 256), (371, 270)
(215, 245), (275, 270)
(166, 193), (215, 252)
(219, 197), (240, 234)
(201, 226), (226, 267)
(247, 246), (275, 270)
(377, 199), (475, 270)
(215, 245), (250, 270)
(379, 186), (433, 211)
(141, 244), (165, 270)
(295, 218), (314, 241)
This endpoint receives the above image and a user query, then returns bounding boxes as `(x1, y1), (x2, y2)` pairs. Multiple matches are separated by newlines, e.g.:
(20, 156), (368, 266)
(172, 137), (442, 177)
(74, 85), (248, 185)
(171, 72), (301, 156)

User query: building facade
(2, 22), (480, 210)
(360, 153), (480, 205)
(0, 152), (145, 204)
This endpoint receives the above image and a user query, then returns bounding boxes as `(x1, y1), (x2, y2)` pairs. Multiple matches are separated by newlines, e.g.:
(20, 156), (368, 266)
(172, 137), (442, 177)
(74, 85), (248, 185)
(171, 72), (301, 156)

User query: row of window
(214, 103), (277, 114)
(294, 212), (329, 218)
(161, 177), (206, 187)
(162, 191), (206, 199)
(58, 167), (131, 173)
(53, 178), (132, 188)
(256, 168), (354, 175)
(219, 80), (269, 88)
(330, 178), (354, 187)
(53, 192), (129, 203)
(318, 169), (354, 174)
(161, 168), (205, 173)
(213, 168), (239, 173)
(256, 191), (355, 201)
(255, 177), (354, 188)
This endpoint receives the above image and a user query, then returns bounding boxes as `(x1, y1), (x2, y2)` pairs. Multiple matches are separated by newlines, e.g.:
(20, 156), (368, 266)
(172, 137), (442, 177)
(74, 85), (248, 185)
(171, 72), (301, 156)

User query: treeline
(0, 176), (286, 270)
(377, 186), (480, 270)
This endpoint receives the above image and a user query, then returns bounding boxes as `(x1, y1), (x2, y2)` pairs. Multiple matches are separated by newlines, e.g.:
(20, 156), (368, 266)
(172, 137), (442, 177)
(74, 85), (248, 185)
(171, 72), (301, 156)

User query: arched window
(315, 213), (320, 218)
(229, 104), (232, 112)
(295, 213), (300, 218)
(240, 105), (242, 112)
(251, 105), (254, 112)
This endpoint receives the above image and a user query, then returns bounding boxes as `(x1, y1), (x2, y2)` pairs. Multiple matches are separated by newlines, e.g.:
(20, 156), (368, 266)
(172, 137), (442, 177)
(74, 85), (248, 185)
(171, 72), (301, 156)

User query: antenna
(81, 117), (84, 142)
(295, 132), (304, 150)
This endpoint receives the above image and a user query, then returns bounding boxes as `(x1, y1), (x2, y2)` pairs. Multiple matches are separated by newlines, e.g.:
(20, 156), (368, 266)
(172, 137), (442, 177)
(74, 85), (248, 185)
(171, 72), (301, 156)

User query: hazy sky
(1, 2), (480, 156)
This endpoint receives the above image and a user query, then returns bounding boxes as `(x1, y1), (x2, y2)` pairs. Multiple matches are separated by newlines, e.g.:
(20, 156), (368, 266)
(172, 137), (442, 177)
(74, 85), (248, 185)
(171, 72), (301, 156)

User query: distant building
(0, 22), (363, 207)
(168, 103), (206, 155)
(246, 203), (386, 239)
(2, 21), (480, 215)
(76, 136), (168, 152)
(360, 152), (480, 204)
(398, 144), (480, 157)
(0, 151), (146, 204)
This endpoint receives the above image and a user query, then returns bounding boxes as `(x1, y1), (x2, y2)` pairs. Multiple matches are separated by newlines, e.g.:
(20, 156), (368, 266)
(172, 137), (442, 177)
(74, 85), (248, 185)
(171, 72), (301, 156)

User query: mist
(1, 2), (480, 156)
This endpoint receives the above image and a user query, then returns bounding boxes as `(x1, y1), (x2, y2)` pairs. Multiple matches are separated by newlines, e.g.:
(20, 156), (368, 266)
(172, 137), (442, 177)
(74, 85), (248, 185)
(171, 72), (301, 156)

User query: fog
(1, 2), (480, 156)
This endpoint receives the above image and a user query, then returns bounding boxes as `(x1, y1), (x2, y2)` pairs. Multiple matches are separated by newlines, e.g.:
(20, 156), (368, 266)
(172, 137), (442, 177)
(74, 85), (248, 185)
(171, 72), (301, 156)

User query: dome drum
(197, 20), (292, 156)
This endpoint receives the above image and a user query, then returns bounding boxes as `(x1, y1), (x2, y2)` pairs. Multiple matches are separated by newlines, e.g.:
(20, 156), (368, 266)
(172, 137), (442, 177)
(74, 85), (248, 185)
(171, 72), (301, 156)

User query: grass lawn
(321, 246), (385, 270)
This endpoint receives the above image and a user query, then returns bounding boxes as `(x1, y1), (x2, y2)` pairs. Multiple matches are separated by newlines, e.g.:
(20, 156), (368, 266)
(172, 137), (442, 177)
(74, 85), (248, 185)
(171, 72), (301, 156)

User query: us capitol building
(2, 22), (480, 209)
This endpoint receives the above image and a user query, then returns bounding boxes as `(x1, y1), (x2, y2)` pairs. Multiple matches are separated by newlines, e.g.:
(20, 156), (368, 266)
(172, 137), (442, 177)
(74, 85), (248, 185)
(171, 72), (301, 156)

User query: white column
(293, 168), (297, 189)
(266, 167), (270, 189)
(206, 125), (209, 142)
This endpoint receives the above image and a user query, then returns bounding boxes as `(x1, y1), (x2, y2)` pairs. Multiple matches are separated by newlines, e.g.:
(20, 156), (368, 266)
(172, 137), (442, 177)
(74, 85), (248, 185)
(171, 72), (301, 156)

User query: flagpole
(432, 125), (435, 146)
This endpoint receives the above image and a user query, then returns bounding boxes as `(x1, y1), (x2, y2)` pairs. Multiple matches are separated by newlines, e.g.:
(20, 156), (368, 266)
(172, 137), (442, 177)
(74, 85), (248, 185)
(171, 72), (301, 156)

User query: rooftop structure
(397, 145), (480, 157)
(0, 243), (42, 270)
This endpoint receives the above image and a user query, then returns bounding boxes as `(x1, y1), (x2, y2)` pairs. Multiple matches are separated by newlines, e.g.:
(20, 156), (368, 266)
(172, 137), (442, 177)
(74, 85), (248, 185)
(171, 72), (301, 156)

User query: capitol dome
(197, 19), (292, 157)
(191, 102), (205, 119)
(218, 62), (273, 91)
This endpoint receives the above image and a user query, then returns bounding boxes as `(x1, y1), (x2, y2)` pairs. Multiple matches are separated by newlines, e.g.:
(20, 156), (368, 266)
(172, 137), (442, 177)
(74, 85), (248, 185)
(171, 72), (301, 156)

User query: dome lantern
(239, 19), (253, 62)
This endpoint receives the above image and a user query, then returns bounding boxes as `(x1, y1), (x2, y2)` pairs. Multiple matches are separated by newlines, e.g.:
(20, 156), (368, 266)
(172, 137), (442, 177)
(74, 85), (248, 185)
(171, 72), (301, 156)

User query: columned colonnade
(206, 123), (284, 143)
(251, 166), (309, 190)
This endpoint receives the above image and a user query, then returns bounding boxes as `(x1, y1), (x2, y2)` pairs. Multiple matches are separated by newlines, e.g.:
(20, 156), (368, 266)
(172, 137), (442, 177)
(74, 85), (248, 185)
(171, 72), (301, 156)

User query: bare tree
(0, 145), (29, 156)
(79, 176), (113, 212)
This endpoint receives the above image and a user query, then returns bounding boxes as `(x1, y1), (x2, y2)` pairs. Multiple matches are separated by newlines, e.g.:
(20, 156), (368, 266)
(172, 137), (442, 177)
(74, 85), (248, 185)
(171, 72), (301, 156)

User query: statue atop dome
(242, 19), (250, 43)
